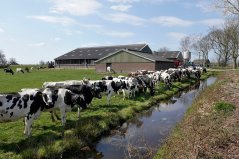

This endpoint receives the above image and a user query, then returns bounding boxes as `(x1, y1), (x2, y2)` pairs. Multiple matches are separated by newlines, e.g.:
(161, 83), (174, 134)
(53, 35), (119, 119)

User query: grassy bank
(154, 71), (239, 159)
(0, 69), (214, 158)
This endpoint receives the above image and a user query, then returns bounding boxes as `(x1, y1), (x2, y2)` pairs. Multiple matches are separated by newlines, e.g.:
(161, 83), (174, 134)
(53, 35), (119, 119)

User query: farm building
(95, 49), (175, 73)
(154, 51), (184, 67)
(193, 59), (210, 67)
(54, 44), (152, 69)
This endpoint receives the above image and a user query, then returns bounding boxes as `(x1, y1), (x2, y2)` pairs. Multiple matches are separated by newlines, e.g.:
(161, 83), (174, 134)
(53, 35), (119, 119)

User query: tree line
(159, 0), (239, 69)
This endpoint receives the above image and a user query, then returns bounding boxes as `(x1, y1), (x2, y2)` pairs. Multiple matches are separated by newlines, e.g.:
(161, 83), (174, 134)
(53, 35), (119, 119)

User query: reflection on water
(93, 77), (217, 159)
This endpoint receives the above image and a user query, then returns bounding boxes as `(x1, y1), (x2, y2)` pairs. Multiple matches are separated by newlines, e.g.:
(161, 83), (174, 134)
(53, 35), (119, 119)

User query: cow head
(91, 86), (102, 99)
(42, 88), (58, 109)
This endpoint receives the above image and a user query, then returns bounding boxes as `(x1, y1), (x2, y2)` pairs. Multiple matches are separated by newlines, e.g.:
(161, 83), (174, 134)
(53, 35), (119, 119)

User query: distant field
(0, 68), (124, 93)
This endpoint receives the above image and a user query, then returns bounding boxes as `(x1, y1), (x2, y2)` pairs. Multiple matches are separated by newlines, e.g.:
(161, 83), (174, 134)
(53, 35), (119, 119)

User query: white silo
(183, 50), (191, 65)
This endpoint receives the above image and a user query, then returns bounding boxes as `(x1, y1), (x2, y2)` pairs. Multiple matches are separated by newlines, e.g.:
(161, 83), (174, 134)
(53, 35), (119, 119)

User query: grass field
(0, 68), (214, 159)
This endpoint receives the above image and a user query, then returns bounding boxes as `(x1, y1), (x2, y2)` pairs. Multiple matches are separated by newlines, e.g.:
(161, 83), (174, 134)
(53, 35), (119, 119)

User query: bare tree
(8, 58), (18, 65)
(39, 60), (45, 66)
(157, 46), (170, 52)
(208, 26), (232, 66)
(0, 50), (8, 66)
(180, 36), (192, 52)
(226, 18), (239, 68)
(214, 0), (239, 16)
(192, 35), (211, 67)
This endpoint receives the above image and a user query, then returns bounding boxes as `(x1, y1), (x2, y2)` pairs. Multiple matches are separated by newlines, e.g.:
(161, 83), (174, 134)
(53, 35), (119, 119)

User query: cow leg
(24, 116), (33, 136)
(50, 111), (56, 122)
(122, 89), (126, 100)
(60, 107), (66, 126)
(53, 111), (61, 121)
(77, 107), (82, 119)
(107, 90), (114, 105)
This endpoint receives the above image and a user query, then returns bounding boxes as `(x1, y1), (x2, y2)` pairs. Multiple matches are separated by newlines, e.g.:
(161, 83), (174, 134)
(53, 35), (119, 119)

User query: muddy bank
(155, 71), (239, 159)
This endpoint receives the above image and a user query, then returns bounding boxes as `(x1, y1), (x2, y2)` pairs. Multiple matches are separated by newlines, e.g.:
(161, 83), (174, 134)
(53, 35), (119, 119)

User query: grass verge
(154, 71), (239, 159)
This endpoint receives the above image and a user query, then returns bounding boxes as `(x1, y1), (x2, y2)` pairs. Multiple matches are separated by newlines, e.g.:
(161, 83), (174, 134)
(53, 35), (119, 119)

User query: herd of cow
(0, 66), (206, 136)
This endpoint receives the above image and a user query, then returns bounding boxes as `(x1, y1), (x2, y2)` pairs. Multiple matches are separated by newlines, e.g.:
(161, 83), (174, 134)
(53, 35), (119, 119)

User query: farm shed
(54, 44), (152, 69)
(154, 51), (183, 67)
(95, 49), (175, 73)
(193, 59), (210, 67)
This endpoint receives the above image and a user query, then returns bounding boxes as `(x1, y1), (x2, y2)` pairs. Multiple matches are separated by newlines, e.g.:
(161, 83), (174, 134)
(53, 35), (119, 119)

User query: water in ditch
(89, 77), (217, 159)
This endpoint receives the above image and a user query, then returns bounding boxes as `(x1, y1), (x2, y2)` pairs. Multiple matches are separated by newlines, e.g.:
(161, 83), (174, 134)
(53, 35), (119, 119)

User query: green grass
(0, 68), (214, 158)
(214, 101), (236, 114)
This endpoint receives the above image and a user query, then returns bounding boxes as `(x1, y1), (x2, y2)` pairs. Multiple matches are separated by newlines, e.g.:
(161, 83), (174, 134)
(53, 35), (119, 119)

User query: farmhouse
(54, 44), (152, 69)
(95, 49), (175, 73)
(154, 51), (183, 67)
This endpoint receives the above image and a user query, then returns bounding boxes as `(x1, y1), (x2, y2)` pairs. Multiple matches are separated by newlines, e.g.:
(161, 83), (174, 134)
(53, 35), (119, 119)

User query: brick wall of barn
(155, 61), (175, 70)
(55, 64), (95, 69)
(96, 63), (155, 73)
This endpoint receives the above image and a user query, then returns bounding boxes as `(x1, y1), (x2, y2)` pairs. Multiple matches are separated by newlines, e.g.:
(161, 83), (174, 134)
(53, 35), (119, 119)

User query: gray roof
(55, 44), (150, 60)
(154, 51), (181, 59)
(95, 49), (174, 63)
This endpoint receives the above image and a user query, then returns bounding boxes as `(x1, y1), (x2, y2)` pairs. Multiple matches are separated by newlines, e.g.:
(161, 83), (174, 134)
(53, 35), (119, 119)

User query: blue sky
(0, 0), (224, 64)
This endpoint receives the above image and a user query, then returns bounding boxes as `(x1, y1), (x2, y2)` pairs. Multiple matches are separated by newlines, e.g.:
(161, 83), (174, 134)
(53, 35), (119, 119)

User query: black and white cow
(44, 80), (103, 121)
(16, 68), (24, 73)
(0, 88), (54, 136)
(3, 68), (14, 75)
(44, 88), (87, 125)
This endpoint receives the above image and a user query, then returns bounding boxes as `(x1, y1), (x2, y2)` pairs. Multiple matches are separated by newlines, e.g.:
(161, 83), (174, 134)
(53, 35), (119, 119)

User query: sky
(0, 0), (224, 64)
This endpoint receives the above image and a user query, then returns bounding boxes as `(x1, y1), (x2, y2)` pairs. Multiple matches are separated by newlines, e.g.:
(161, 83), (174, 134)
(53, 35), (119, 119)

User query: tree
(157, 46), (170, 52)
(214, 0), (239, 16)
(39, 60), (45, 66)
(180, 36), (192, 52)
(192, 34), (211, 67)
(225, 19), (239, 68)
(208, 26), (232, 66)
(8, 58), (18, 65)
(0, 50), (8, 66)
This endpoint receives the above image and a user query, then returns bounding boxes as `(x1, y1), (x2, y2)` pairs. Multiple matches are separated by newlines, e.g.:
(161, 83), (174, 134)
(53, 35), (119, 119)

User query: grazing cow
(3, 68), (14, 75)
(25, 67), (30, 73)
(104, 79), (128, 105)
(46, 80), (103, 121)
(16, 68), (24, 73)
(160, 71), (172, 88)
(45, 88), (87, 125)
(0, 88), (54, 136)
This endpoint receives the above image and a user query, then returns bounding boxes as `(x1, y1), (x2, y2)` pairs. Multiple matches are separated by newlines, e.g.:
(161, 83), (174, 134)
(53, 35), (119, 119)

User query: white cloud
(49, 0), (102, 16)
(151, 16), (194, 27)
(105, 31), (134, 38)
(28, 15), (76, 26)
(80, 43), (103, 47)
(106, 13), (145, 26)
(200, 18), (224, 27)
(51, 37), (61, 41)
(196, 1), (214, 13)
(0, 27), (4, 33)
(108, 0), (140, 3)
(61, 29), (84, 36)
(28, 42), (46, 47)
(168, 32), (187, 40)
(110, 5), (132, 11)
(79, 24), (103, 29)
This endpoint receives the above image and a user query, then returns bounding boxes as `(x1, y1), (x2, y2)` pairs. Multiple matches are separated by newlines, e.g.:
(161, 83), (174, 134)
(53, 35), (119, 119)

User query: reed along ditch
(86, 77), (217, 159)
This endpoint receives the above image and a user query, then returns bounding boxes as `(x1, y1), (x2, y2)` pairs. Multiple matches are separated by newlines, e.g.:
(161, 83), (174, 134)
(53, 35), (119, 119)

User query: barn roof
(95, 49), (174, 63)
(55, 44), (150, 60)
(154, 51), (182, 59)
